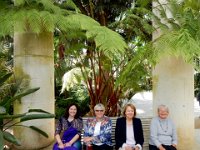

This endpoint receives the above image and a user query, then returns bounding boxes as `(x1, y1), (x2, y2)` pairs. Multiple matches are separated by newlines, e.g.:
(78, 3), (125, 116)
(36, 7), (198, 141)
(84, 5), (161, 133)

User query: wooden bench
(82, 117), (151, 150)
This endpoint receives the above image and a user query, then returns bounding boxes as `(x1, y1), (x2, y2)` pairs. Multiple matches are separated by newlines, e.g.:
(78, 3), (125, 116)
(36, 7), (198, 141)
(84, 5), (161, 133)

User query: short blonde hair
(122, 103), (136, 117)
(94, 103), (105, 111)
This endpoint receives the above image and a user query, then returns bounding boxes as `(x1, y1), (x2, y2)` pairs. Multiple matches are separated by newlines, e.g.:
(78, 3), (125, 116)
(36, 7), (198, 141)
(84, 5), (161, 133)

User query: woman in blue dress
(53, 103), (83, 150)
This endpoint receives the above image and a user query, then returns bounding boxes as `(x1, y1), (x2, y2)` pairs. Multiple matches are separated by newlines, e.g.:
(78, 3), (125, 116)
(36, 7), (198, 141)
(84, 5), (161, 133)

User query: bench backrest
(82, 117), (151, 150)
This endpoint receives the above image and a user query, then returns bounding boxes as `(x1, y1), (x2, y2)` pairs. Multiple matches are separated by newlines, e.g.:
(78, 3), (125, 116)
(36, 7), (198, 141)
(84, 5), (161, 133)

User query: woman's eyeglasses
(95, 110), (104, 112)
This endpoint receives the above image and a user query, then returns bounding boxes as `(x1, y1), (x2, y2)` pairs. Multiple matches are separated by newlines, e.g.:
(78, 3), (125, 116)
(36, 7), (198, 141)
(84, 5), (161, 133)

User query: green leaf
(86, 26), (127, 61)
(0, 114), (25, 119)
(6, 87), (40, 104)
(0, 73), (12, 87)
(0, 130), (3, 150)
(28, 109), (51, 114)
(3, 131), (21, 146)
(20, 114), (55, 122)
(15, 0), (25, 6)
(29, 126), (48, 138)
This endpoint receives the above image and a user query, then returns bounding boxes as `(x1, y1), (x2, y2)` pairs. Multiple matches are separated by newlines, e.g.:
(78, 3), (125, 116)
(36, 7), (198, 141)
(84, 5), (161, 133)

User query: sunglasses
(95, 110), (104, 112)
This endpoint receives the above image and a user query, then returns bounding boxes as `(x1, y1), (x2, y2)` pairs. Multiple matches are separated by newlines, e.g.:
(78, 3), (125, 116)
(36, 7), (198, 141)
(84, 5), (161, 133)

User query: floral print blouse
(83, 116), (112, 146)
(55, 116), (83, 137)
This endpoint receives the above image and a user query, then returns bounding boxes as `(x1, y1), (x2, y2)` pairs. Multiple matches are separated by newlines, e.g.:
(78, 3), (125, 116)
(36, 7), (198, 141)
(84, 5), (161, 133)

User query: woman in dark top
(53, 103), (83, 150)
(115, 103), (144, 150)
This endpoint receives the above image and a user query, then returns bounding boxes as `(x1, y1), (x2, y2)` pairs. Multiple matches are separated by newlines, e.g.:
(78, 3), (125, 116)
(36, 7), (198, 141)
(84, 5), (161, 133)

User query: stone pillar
(153, 56), (194, 150)
(13, 32), (55, 149)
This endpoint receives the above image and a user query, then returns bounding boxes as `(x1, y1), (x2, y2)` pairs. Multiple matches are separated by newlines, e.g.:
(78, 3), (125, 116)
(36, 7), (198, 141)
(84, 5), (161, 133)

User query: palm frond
(61, 67), (90, 93)
(86, 26), (127, 61)
(151, 0), (200, 68)
(15, 0), (25, 6)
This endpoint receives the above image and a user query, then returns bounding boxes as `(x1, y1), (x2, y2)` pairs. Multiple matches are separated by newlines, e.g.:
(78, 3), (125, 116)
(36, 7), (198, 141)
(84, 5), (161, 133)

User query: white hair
(157, 104), (169, 113)
(94, 103), (105, 111)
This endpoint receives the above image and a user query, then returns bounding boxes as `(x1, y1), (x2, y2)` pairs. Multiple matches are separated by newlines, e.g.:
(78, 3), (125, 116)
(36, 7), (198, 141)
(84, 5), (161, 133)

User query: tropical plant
(151, 0), (200, 65)
(59, 0), (154, 116)
(0, 0), (131, 148)
(56, 85), (90, 118)
(0, 0), (127, 53)
(0, 72), (55, 149)
(0, 0), (129, 117)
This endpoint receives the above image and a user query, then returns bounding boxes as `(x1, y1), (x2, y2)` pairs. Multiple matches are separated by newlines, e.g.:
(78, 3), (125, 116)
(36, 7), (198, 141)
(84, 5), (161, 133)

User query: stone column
(13, 32), (55, 149)
(153, 56), (194, 150)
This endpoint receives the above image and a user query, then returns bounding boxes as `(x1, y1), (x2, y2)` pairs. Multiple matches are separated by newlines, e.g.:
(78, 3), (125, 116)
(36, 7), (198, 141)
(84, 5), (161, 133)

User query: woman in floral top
(83, 103), (113, 150)
(53, 103), (83, 150)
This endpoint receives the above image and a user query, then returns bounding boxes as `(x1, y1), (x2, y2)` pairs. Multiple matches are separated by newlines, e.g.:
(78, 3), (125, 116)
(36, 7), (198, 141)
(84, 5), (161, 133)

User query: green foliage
(0, 0), (127, 56)
(2, 131), (21, 146)
(55, 85), (90, 118)
(110, 0), (153, 42)
(152, 0), (200, 68)
(73, 0), (133, 24)
(57, 0), (154, 116)
(86, 26), (127, 61)
(0, 72), (55, 147)
(0, 131), (4, 150)
(195, 72), (200, 95)
(115, 42), (153, 97)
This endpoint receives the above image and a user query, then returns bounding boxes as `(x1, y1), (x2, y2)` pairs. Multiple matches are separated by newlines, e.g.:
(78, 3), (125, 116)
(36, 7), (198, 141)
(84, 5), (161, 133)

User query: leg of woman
(83, 144), (93, 150)
(162, 145), (177, 150)
(101, 144), (113, 150)
(92, 145), (101, 150)
(72, 140), (82, 150)
(149, 144), (159, 150)
(52, 143), (60, 150)
(169, 146), (177, 150)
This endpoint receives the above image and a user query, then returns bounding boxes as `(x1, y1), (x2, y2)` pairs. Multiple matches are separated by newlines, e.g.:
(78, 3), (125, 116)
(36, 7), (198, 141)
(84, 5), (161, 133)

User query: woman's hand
(124, 145), (133, 150)
(134, 146), (140, 150)
(83, 136), (93, 143)
(58, 142), (65, 149)
(64, 142), (72, 147)
(158, 145), (166, 150)
(172, 144), (177, 148)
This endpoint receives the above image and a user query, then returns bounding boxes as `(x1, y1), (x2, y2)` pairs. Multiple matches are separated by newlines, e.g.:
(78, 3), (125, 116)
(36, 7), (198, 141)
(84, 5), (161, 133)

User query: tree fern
(86, 26), (127, 61)
(0, 0), (127, 62)
(151, 0), (200, 70)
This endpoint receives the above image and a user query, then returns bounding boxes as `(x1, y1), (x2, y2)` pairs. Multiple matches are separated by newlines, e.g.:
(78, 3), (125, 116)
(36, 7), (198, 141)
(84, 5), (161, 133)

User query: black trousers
(149, 144), (177, 150)
(83, 144), (113, 150)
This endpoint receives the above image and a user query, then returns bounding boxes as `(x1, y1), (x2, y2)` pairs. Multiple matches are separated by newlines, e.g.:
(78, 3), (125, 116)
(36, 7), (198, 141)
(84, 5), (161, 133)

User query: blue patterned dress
(53, 117), (83, 150)
(83, 116), (112, 146)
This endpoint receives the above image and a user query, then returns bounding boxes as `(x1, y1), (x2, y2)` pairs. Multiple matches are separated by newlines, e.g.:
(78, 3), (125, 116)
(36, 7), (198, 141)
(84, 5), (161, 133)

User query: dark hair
(64, 103), (80, 119)
(123, 103), (137, 118)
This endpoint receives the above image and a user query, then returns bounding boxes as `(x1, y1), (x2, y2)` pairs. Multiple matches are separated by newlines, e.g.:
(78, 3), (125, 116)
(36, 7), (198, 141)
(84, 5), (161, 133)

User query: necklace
(159, 119), (168, 132)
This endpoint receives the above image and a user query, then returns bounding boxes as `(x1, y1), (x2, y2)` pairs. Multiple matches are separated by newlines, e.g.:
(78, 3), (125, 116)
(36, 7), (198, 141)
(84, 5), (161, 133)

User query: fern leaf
(86, 26), (127, 61)
(15, 0), (25, 6)
(40, 11), (55, 32)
